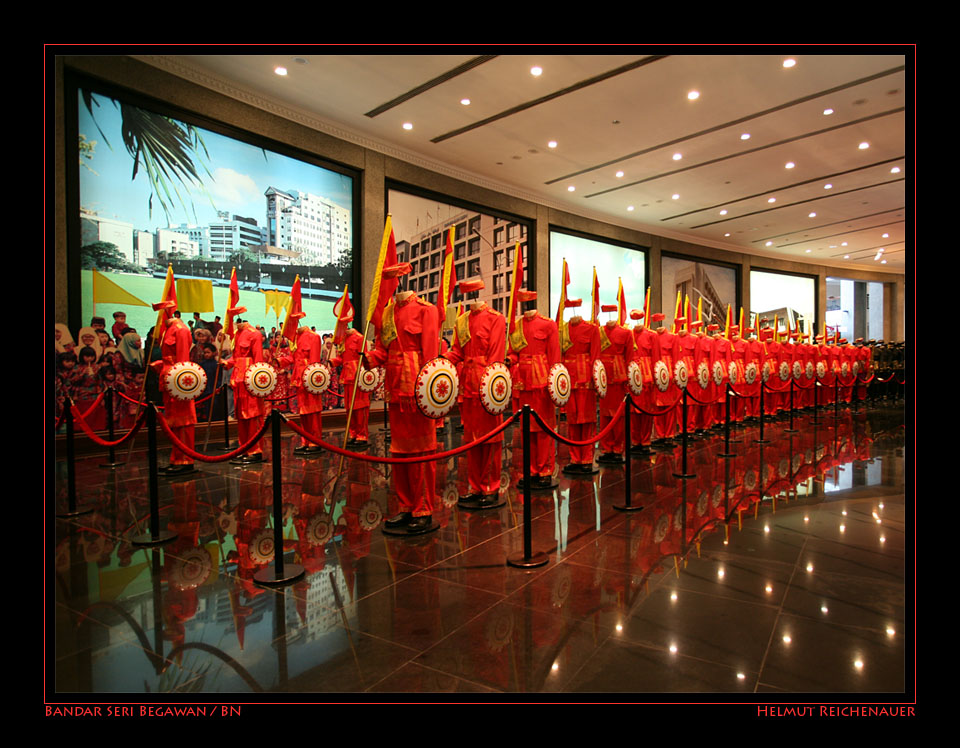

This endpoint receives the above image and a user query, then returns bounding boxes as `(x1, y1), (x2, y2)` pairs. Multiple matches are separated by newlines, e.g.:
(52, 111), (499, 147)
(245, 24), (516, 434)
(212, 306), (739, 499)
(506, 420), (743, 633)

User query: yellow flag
(176, 279), (215, 313)
(91, 270), (149, 307)
(262, 290), (291, 318)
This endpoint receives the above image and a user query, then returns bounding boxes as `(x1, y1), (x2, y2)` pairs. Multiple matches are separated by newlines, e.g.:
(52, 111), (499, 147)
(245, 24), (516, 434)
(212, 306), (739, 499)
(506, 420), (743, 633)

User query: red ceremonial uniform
(677, 330), (699, 430)
(563, 317), (601, 465)
(631, 324), (659, 447)
(508, 313), (561, 478)
(444, 303), (506, 496)
(598, 322), (634, 453)
(367, 294), (440, 517)
(693, 333), (716, 429)
(330, 328), (371, 441)
(654, 327), (681, 438)
(745, 335), (764, 417)
(729, 336), (748, 422)
(158, 318), (197, 466)
(291, 328), (323, 447)
(228, 323), (266, 456)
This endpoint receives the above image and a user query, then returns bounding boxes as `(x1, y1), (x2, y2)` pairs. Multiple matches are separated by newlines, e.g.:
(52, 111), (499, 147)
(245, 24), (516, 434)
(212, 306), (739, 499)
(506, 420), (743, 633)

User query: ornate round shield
(779, 361), (791, 382)
(357, 366), (380, 392)
(165, 362), (207, 401)
(248, 529), (274, 563)
(713, 360), (725, 386)
(442, 482), (459, 508)
(479, 362), (512, 415)
(653, 513), (671, 543)
(712, 483), (723, 507)
(792, 361), (803, 379)
(359, 500), (383, 530)
(728, 361), (739, 386)
(674, 359), (689, 389)
(697, 490), (709, 517)
(816, 361), (827, 379)
(628, 360), (644, 395)
(853, 361), (861, 376)
(302, 362), (331, 394)
(593, 359), (608, 397)
(778, 458), (790, 478)
(696, 361), (710, 390)
(805, 361), (814, 379)
(170, 548), (211, 590)
(415, 357), (459, 418)
(245, 363), (278, 398)
(745, 361), (758, 385)
(548, 363), (572, 406)
(762, 361), (771, 383)
(744, 469), (757, 491)
(306, 513), (334, 546)
(654, 360), (671, 392)
(841, 361), (850, 377)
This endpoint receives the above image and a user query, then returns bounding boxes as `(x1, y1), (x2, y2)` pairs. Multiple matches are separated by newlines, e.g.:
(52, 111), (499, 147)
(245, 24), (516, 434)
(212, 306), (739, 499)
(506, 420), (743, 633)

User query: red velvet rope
(283, 410), (521, 464)
(115, 385), (220, 408)
(155, 409), (271, 462)
(70, 404), (146, 447)
(682, 386), (715, 405)
(762, 377), (792, 394)
(77, 391), (107, 419)
(530, 400), (626, 447)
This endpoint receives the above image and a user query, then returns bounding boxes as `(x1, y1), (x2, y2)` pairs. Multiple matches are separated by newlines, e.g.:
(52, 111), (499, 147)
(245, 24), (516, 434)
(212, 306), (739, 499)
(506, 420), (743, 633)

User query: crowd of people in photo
(54, 308), (351, 428)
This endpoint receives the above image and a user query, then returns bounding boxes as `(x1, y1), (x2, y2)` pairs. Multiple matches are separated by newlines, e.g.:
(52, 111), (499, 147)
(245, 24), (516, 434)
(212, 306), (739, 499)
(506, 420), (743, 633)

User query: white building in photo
(265, 187), (351, 266)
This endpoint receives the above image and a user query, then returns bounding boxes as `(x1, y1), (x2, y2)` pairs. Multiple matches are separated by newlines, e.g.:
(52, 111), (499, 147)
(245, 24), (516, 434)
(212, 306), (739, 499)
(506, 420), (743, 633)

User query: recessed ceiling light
(841, 242), (848, 246)
(274, 66), (288, 76)
(881, 259), (887, 264)
(460, 98), (471, 106)
(882, 233), (890, 238)
(402, 122), (413, 131)
(567, 185), (575, 192)
(844, 255), (850, 259)
(627, 205), (634, 211)
(530, 66), (542, 77)
(724, 233), (731, 237)
(687, 90), (700, 100)
(719, 209), (728, 216)
(672, 152), (683, 161)
(858, 142), (870, 150)
(783, 58), (797, 68)
(823, 108), (834, 115)
(891, 166), (901, 174)
(768, 197), (776, 203)
(547, 140), (558, 148)
(740, 133), (751, 140)
(615, 170), (624, 178)
(805, 249), (812, 253)
(785, 161), (796, 169)
(808, 212), (817, 218)
(824, 183), (833, 189)
(672, 193), (680, 200)
(765, 241), (773, 247)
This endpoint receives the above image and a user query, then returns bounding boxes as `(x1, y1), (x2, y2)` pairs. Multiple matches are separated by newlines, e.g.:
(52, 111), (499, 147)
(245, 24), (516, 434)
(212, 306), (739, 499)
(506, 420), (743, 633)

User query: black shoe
(533, 476), (553, 489)
(406, 515), (434, 534)
(597, 452), (624, 464)
(458, 493), (481, 506)
(385, 512), (412, 529)
(477, 493), (501, 508)
(562, 463), (582, 475)
(349, 440), (369, 450)
(232, 453), (264, 465)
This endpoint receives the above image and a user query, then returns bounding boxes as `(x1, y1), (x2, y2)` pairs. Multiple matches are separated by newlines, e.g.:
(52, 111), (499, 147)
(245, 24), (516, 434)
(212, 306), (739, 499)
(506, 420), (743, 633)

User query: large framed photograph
(66, 73), (360, 339)
(661, 254), (738, 329)
(750, 269), (817, 336)
(387, 186), (533, 325)
(549, 229), (647, 320)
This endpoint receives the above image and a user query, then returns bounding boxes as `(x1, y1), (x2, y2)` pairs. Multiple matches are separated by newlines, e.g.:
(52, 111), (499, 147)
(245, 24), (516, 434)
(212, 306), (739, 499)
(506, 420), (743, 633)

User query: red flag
(370, 225), (399, 330)
(617, 277), (627, 326)
(555, 258), (570, 326)
(590, 267), (600, 324)
(437, 227), (454, 327)
(281, 275), (304, 343)
(506, 242), (524, 336)
(333, 284), (354, 344)
(151, 265), (177, 341)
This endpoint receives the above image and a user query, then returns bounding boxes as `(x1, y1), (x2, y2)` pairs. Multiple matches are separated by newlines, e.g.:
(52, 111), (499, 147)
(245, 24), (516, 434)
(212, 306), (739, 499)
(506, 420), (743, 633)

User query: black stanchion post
(221, 384), (231, 450)
(615, 396), (642, 512)
(100, 387), (124, 468)
(755, 381), (770, 444)
(132, 405), (176, 546)
(784, 379), (799, 434)
(57, 400), (93, 518)
(673, 389), (696, 478)
(256, 411), (305, 586)
(507, 406), (548, 568)
(718, 385), (736, 458)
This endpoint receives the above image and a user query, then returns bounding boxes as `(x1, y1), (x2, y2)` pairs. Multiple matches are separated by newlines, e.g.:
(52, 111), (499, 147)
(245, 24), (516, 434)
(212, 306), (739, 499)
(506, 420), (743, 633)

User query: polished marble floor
(51, 401), (909, 697)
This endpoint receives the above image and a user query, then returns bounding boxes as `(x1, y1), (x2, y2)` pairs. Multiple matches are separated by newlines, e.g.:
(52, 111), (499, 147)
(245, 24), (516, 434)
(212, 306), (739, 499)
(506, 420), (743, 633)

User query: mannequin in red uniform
(152, 312), (197, 474)
(443, 279), (506, 505)
(224, 320), (266, 463)
(652, 313), (680, 440)
(597, 304), (634, 462)
(744, 326), (764, 419)
(630, 310), (659, 453)
(560, 298), (600, 473)
(729, 326), (747, 424)
(365, 263), (440, 534)
(675, 316), (699, 434)
(288, 325), (324, 454)
(329, 327), (371, 448)
(506, 290), (561, 488)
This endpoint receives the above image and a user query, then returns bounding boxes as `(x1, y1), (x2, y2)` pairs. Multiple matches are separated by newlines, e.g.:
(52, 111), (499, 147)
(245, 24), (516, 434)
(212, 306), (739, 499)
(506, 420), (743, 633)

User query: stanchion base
(717, 452), (737, 459)
(562, 463), (598, 476)
(782, 428), (800, 434)
(506, 551), (549, 569)
(231, 454), (265, 466)
(516, 478), (559, 491)
(629, 444), (654, 456)
(382, 519), (440, 537)
(597, 453), (625, 465)
(56, 505), (95, 518)
(671, 472), (697, 479)
(161, 465), (197, 478)
(254, 563), (305, 586)
(212, 443), (239, 452)
(99, 460), (125, 469)
(132, 529), (177, 547)
(753, 438), (772, 444)
(458, 495), (507, 511)
(613, 501), (645, 512)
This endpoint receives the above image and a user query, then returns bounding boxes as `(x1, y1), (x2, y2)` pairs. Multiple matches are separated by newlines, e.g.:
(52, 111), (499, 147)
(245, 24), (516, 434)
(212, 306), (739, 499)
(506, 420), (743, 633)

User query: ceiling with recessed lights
(138, 52), (909, 273)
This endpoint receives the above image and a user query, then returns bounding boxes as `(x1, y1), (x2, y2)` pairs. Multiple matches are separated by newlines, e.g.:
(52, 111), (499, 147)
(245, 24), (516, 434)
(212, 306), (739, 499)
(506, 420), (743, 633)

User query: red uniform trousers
(460, 398), (503, 495)
(599, 382), (626, 453)
(518, 388), (555, 477)
(566, 388), (596, 465)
